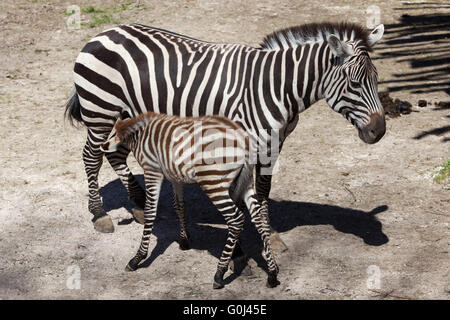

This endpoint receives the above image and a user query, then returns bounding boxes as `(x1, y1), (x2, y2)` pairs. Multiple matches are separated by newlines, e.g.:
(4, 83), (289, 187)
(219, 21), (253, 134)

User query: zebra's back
(74, 24), (256, 126)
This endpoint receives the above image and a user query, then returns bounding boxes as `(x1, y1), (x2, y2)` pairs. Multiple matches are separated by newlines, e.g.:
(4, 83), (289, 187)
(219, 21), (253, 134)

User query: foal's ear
(327, 35), (353, 58)
(100, 135), (121, 153)
(100, 128), (121, 153)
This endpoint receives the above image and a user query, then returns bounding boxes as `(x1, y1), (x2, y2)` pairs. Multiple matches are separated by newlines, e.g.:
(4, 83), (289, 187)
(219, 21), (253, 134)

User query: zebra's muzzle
(358, 113), (386, 144)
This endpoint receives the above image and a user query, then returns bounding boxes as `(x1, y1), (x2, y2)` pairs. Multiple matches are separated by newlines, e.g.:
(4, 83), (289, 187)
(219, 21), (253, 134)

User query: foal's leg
(104, 144), (146, 223)
(172, 182), (190, 250)
(255, 162), (288, 253)
(126, 171), (164, 271)
(244, 184), (279, 288)
(201, 185), (245, 289)
(83, 128), (114, 233)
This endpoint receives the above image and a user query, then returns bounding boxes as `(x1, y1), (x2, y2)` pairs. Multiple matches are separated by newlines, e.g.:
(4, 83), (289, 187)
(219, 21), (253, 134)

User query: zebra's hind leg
(172, 182), (190, 250)
(83, 129), (114, 233)
(104, 144), (146, 224)
(201, 185), (245, 289)
(126, 171), (164, 271)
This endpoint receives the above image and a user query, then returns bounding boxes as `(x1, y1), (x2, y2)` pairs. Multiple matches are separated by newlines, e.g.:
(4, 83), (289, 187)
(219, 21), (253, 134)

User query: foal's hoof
(266, 274), (279, 288)
(125, 264), (136, 272)
(93, 216), (114, 233)
(213, 268), (226, 289)
(131, 207), (145, 225)
(213, 281), (224, 289)
(179, 238), (190, 251)
(125, 258), (140, 271)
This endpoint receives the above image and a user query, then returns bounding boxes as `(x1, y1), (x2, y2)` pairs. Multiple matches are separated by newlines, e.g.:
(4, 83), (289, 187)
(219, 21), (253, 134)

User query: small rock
(418, 100), (427, 107)
(395, 98), (412, 114)
(379, 91), (399, 117)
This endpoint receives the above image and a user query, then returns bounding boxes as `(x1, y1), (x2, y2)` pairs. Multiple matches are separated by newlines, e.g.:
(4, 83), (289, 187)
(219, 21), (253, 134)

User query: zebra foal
(100, 112), (278, 289)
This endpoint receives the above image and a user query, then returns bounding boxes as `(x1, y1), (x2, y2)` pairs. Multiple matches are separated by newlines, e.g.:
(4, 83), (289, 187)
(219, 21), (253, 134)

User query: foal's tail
(65, 87), (83, 126)
(231, 162), (255, 206)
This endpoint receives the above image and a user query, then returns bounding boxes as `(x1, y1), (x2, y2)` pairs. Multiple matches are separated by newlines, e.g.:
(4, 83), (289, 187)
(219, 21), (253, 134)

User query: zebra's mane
(260, 22), (372, 51)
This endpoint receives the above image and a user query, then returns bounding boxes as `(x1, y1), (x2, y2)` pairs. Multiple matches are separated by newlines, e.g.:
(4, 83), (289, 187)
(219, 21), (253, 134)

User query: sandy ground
(0, 0), (449, 299)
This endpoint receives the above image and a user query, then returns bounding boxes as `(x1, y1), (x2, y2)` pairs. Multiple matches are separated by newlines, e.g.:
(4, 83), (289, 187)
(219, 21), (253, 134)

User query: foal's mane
(260, 22), (372, 51)
(115, 112), (160, 140)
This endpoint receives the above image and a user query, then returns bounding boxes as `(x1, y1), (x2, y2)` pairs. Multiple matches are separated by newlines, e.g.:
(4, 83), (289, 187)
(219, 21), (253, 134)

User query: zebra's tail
(65, 87), (83, 126)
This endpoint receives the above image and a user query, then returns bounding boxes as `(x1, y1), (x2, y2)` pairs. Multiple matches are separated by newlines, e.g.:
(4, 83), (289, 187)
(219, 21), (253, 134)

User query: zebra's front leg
(172, 183), (190, 250)
(126, 171), (164, 271)
(255, 163), (288, 253)
(105, 144), (146, 224)
(83, 131), (114, 233)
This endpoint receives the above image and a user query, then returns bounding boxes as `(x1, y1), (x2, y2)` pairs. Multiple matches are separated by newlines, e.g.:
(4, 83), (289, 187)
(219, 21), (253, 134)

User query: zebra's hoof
(131, 207), (145, 225)
(213, 281), (224, 289)
(93, 215), (114, 233)
(241, 264), (253, 276)
(179, 238), (190, 250)
(130, 195), (146, 210)
(266, 274), (279, 288)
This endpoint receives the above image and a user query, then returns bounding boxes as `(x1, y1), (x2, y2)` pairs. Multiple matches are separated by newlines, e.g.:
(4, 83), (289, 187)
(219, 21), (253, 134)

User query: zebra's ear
(100, 135), (120, 153)
(327, 35), (353, 58)
(367, 24), (384, 47)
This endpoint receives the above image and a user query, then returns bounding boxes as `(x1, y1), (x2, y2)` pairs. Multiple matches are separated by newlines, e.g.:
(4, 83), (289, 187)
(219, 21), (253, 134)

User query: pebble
(418, 100), (427, 107)
(395, 99), (412, 114)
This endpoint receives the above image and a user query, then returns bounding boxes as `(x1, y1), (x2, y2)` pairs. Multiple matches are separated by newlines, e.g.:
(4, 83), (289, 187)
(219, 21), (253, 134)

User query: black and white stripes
(66, 21), (386, 234)
(101, 112), (278, 288)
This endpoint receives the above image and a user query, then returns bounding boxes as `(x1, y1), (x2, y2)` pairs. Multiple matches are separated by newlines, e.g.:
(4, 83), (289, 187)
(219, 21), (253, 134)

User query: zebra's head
(324, 24), (385, 144)
(100, 113), (156, 153)
(100, 119), (132, 153)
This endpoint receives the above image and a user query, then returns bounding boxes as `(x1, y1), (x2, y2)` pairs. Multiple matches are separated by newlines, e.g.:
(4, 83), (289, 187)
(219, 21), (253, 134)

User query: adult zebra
(66, 22), (386, 234)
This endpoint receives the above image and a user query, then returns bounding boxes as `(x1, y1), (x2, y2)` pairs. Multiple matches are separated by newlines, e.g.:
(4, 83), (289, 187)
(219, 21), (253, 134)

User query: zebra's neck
(241, 42), (331, 133)
(124, 129), (141, 153)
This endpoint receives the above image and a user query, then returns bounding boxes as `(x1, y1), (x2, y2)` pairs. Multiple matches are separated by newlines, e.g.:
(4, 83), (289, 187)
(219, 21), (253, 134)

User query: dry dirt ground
(0, 0), (449, 300)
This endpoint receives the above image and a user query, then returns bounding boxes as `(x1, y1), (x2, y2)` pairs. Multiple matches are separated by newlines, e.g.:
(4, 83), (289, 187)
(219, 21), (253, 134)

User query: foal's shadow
(100, 175), (389, 281)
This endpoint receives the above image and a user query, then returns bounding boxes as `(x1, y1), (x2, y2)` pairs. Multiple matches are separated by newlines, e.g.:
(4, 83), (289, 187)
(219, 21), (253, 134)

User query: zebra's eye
(350, 80), (361, 88)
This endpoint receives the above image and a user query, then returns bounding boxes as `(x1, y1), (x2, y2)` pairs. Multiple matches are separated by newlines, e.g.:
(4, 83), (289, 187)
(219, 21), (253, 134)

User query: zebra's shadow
(99, 175), (389, 281)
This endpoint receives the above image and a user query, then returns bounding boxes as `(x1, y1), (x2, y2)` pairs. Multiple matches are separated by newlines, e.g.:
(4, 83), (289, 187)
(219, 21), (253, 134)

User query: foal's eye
(350, 80), (361, 88)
